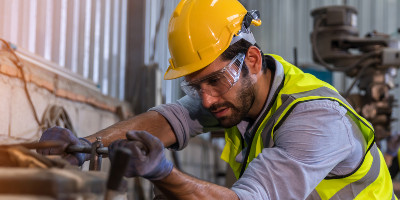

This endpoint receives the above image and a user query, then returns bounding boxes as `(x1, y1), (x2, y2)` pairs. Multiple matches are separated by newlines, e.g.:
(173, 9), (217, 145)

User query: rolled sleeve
(149, 95), (221, 150)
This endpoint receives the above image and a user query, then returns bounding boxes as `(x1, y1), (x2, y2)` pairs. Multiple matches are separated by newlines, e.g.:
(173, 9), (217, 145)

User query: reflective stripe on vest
(221, 54), (395, 199)
(309, 143), (396, 199)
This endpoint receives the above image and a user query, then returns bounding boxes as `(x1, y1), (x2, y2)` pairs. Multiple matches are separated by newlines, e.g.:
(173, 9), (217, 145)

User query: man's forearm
(153, 167), (239, 200)
(85, 111), (177, 147)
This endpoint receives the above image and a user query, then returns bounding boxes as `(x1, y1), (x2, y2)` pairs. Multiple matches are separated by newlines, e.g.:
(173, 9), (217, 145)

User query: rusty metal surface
(1, 140), (110, 171)
(0, 167), (107, 199)
(0, 141), (65, 150)
(89, 137), (104, 171)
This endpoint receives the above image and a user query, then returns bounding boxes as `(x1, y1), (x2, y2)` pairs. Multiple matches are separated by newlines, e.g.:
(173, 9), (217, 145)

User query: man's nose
(201, 91), (219, 109)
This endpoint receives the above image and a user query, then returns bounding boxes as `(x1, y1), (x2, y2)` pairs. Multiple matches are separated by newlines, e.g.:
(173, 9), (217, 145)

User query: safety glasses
(181, 53), (245, 99)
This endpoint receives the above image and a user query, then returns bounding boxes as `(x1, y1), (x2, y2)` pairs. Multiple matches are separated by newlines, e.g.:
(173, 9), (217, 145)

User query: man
(39, 0), (396, 199)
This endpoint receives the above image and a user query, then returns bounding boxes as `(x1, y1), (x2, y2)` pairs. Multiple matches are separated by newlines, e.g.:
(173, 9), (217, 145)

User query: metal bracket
(89, 137), (104, 171)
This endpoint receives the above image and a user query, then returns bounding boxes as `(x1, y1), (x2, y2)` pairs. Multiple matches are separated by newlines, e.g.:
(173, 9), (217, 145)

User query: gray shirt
(150, 58), (367, 199)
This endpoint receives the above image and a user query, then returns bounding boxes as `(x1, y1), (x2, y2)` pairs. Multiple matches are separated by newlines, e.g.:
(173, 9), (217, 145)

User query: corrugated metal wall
(143, 0), (182, 104)
(0, 0), (128, 100)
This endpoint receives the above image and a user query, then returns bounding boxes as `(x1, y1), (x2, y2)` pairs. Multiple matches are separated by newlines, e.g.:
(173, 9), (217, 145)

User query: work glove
(37, 126), (91, 166)
(108, 130), (173, 180)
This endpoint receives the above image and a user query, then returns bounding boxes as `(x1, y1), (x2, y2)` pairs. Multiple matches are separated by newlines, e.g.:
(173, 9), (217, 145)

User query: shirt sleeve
(232, 100), (364, 200)
(149, 95), (222, 150)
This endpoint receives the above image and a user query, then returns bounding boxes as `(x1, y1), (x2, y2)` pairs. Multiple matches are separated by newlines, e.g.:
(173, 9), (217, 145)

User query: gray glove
(37, 126), (91, 166)
(108, 131), (173, 180)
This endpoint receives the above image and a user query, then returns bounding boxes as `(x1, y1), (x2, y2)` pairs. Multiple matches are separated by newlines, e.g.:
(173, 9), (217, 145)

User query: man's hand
(108, 130), (173, 180)
(37, 127), (91, 166)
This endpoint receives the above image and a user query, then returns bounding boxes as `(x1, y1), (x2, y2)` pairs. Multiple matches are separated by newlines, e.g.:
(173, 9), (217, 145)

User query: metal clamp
(66, 137), (108, 171)
(89, 137), (104, 171)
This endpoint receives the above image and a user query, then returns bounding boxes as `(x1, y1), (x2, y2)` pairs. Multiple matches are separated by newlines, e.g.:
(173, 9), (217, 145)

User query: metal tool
(1, 140), (131, 198)
(66, 137), (108, 171)
(66, 144), (108, 155)
(90, 137), (103, 171)
(1, 141), (66, 150)
(12, 138), (109, 171)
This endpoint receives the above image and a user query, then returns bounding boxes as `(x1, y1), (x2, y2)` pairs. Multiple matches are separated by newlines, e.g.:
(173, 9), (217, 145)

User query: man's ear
(245, 46), (262, 74)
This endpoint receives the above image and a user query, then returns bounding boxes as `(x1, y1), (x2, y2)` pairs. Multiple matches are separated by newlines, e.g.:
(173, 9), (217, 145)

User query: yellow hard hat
(164, 0), (262, 80)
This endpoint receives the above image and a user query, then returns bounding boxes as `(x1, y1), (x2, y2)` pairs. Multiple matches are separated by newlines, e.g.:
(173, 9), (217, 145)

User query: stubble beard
(211, 76), (255, 128)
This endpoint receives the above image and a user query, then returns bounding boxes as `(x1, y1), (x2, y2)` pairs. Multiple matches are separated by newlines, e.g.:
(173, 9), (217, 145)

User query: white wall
(0, 52), (125, 143)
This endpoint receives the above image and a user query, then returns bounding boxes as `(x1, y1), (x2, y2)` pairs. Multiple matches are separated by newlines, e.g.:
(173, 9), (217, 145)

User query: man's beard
(209, 76), (255, 128)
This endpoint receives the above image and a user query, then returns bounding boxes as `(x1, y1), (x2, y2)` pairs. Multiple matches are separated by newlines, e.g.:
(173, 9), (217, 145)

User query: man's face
(185, 56), (256, 128)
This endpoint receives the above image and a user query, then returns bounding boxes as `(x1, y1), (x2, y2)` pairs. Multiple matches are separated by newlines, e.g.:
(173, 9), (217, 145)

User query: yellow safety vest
(221, 54), (396, 199)
(398, 148), (400, 169)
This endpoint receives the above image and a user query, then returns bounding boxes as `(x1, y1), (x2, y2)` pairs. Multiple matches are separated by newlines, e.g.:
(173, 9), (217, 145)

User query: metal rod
(0, 141), (65, 149)
(89, 137), (103, 171)
(2, 141), (109, 155)
(66, 145), (109, 155)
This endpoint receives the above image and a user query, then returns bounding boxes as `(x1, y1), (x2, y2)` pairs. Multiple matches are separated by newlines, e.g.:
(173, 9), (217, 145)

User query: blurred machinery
(0, 141), (129, 200)
(311, 6), (400, 141)
(0, 39), (146, 199)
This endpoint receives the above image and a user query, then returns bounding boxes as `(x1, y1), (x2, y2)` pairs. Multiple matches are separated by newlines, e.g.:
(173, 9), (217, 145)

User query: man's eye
(207, 77), (221, 86)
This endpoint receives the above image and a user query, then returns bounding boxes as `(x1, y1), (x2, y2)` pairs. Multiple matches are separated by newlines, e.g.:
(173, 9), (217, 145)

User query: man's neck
(247, 68), (273, 120)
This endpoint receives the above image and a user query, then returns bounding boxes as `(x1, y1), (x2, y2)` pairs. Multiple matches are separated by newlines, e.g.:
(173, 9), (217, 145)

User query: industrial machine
(0, 39), (145, 200)
(0, 140), (129, 200)
(310, 5), (400, 141)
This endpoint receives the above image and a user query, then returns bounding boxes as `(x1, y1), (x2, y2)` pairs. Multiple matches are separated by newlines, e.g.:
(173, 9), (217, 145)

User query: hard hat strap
(230, 29), (256, 45)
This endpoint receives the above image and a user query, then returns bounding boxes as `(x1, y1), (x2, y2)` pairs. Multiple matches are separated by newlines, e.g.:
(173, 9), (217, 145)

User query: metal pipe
(66, 145), (108, 155)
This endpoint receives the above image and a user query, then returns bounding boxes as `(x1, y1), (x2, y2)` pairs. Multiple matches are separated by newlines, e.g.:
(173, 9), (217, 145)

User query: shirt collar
(237, 57), (285, 138)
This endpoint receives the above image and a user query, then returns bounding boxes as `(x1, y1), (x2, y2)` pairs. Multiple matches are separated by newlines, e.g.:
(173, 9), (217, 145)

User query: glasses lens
(180, 80), (201, 98)
(181, 53), (245, 98)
